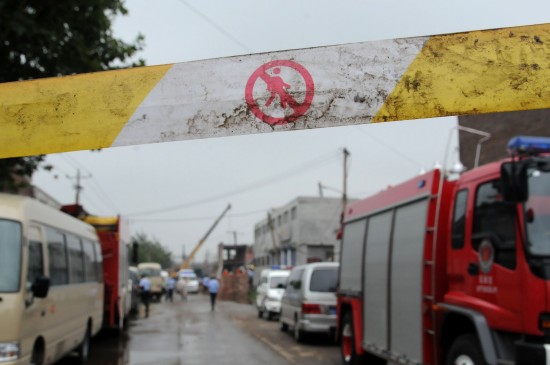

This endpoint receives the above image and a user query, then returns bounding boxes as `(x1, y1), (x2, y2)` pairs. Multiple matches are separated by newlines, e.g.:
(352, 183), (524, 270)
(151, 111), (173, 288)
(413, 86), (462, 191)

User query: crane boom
(181, 204), (231, 269)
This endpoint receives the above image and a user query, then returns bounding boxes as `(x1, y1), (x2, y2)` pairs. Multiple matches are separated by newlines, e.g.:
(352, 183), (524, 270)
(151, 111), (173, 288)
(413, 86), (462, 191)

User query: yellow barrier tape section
(374, 23), (550, 122)
(0, 64), (172, 158)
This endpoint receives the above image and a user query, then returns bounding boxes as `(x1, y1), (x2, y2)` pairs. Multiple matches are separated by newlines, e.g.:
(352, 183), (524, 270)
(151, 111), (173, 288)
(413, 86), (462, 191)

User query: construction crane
(181, 204), (231, 269)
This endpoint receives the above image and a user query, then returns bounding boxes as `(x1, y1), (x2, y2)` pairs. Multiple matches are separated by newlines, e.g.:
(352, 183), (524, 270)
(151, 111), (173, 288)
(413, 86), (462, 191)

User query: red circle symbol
(245, 60), (314, 126)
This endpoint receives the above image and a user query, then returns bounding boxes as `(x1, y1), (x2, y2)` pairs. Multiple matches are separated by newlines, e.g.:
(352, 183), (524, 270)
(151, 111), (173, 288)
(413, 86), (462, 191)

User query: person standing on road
(208, 276), (220, 311)
(139, 274), (152, 317)
(166, 275), (176, 302)
(202, 276), (210, 294)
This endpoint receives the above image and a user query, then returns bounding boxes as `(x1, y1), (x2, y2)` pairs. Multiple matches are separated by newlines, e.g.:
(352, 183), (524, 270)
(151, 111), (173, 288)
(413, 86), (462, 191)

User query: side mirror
(501, 161), (528, 202)
(32, 277), (50, 298)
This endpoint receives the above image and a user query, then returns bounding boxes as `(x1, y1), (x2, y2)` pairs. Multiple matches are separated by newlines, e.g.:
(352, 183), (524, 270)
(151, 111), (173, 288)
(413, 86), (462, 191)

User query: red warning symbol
(245, 60), (314, 126)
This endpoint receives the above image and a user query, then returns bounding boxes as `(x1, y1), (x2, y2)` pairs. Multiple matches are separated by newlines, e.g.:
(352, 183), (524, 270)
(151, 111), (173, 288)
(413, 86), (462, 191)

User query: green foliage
(0, 0), (144, 191)
(132, 232), (173, 269)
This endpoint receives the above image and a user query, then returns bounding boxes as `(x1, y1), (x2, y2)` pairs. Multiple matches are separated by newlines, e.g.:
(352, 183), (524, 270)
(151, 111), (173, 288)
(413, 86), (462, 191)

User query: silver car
(279, 262), (339, 342)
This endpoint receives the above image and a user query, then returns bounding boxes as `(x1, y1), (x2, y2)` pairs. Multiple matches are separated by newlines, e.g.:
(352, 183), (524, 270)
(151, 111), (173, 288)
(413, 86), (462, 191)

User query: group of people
(138, 273), (220, 317)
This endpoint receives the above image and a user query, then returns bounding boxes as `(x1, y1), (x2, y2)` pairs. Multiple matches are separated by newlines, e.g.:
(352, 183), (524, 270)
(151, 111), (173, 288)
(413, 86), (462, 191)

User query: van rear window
(309, 268), (338, 292)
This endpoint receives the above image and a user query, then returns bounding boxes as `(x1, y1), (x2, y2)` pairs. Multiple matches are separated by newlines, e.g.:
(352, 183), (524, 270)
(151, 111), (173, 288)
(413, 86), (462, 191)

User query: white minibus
(0, 193), (103, 365)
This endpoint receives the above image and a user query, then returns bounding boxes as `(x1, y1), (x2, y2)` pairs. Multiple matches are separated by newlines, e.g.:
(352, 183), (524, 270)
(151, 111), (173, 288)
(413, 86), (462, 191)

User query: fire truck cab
(337, 136), (550, 365)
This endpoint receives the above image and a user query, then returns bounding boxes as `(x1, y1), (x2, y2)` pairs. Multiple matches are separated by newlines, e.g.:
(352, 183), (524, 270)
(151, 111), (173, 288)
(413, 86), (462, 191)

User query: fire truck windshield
(524, 168), (550, 256)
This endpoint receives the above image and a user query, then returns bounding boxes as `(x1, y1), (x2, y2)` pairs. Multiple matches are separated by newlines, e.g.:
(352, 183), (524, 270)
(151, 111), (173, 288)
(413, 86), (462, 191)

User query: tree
(0, 0), (144, 192)
(132, 232), (173, 269)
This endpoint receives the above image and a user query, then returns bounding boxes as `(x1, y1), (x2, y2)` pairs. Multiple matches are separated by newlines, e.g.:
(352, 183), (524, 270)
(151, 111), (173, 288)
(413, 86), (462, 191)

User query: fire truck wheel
(446, 334), (486, 365)
(340, 312), (363, 365)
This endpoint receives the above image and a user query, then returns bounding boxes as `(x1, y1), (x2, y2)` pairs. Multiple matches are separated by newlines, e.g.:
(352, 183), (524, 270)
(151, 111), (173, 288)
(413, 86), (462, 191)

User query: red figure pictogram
(245, 60), (314, 126)
(260, 68), (298, 111)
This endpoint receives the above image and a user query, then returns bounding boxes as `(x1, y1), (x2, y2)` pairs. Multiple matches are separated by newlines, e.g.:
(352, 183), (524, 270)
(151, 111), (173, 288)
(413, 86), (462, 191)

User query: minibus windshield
(0, 220), (22, 292)
(525, 169), (550, 256)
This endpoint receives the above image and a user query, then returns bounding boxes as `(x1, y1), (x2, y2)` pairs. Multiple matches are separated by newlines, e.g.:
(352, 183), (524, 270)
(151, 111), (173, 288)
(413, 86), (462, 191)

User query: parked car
(256, 269), (290, 320)
(129, 266), (140, 313)
(279, 262), (339, 342)
(178, 269), (200, 294)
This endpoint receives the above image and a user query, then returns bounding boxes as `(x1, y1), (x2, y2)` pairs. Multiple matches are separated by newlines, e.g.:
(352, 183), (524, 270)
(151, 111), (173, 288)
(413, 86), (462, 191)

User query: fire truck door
(465, 180), (521, 326)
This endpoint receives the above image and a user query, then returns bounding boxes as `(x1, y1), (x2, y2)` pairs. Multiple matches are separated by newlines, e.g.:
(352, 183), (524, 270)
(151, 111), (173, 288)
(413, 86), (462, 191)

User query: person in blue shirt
(139, 274), (152, 317)
(202, 276), (210, 294)
(208, 276), (220, 311)
(166, 275), (176, 302)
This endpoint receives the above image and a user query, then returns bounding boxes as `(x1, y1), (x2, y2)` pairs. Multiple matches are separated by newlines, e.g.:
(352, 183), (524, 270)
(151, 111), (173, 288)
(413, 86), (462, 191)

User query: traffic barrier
(1, 23), (549, 158)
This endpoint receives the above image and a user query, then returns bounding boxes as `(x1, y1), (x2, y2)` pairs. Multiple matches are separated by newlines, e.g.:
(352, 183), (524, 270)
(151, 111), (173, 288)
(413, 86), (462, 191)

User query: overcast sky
(33, 0), (549, 263)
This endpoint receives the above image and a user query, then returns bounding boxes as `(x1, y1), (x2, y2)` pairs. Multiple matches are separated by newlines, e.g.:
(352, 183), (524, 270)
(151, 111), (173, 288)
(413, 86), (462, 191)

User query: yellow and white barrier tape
(1, 23), (549, 158)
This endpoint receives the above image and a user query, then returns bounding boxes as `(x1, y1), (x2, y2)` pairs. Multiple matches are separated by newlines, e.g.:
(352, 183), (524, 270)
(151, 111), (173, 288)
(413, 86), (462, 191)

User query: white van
(279, 262), (339, 342)
(0, 193), (104, 365)
(255, 269), (290, 320)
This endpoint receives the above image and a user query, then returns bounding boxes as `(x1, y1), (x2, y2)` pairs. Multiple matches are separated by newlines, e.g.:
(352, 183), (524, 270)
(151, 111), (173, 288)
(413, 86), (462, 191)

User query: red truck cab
(337, 136), (550, 365)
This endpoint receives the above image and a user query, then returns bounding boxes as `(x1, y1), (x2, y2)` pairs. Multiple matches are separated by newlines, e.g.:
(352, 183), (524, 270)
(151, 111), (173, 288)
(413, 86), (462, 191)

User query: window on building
(291, 207), (297, 220)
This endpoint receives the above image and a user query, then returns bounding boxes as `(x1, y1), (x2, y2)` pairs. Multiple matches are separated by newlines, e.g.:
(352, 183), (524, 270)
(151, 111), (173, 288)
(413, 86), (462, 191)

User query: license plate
(329, 307), (337, 315)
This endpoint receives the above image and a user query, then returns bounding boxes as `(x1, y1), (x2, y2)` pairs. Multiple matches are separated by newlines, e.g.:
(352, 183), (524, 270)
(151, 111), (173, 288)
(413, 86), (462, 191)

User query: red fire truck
(337, 136), (550, 365)
(61, 205), (132, 331)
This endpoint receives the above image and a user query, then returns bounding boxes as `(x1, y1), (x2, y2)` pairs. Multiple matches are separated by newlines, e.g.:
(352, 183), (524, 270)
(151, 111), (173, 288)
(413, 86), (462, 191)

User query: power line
(57, 154), (120, 213)
(129, 209), (267, 222)
(176, 0), (252, 53)
(354, 126), (423, 168)
(126, 150), (341, 217)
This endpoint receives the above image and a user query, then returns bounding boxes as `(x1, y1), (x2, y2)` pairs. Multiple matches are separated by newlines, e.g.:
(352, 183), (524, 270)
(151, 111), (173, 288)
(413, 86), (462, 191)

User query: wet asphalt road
(57, 294), (340, 365)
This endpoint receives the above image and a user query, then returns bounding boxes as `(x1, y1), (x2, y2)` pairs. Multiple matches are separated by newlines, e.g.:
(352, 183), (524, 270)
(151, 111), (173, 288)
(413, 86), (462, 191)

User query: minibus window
(27, 241), (44, 285)
(46, 227), (69, 286)
(0, 220), (22, 292)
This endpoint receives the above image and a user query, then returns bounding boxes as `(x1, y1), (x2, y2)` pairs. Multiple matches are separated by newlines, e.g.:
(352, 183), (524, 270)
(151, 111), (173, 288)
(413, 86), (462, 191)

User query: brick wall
(459, 109), (550, 170)
(218, 272), (250, 304)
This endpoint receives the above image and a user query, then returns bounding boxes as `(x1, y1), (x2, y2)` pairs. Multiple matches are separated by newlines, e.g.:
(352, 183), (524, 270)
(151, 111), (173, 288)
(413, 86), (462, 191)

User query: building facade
(253, 196), (343, 281)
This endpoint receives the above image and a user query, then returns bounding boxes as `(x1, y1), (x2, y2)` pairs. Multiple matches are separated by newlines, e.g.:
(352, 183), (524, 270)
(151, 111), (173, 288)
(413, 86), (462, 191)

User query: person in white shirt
(139, 274), (152, 317)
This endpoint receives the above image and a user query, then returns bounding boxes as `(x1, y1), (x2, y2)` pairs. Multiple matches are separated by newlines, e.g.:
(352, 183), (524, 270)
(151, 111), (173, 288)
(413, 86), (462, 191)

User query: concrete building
(253, 196), (344, 281)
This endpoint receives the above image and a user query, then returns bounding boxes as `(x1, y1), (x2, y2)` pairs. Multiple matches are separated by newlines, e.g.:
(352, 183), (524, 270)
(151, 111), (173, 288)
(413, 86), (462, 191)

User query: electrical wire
(354, 126), (423, 168)
(126, 150), (341, 217)
(56, 153), (120, 213)
(129, 208), (267, 222)
(176, 0), (252, 53)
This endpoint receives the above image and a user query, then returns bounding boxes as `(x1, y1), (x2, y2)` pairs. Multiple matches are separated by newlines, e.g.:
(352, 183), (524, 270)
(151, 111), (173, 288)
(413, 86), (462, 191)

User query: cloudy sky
(33, 0), (549, 263)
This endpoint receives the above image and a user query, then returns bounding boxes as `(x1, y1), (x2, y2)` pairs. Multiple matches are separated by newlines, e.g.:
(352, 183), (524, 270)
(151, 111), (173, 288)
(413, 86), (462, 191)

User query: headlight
(0, 342), (19, 362)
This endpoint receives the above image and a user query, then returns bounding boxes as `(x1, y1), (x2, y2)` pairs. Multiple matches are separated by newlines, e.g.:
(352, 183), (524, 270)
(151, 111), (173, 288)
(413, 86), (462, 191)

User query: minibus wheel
(30, 340), (45, 365)
(76, 326), (91, 365)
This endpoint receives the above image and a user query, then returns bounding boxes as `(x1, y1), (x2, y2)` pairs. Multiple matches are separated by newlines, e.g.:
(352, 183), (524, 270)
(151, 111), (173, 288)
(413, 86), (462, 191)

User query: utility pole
(66, 169), (91, 205)
(318, 182), (324, 197)
(342, 148), (350, 220)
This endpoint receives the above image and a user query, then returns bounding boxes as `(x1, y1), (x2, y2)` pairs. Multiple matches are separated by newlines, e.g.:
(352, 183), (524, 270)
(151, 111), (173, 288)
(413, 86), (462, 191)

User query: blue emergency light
(507, 136), (550, 155)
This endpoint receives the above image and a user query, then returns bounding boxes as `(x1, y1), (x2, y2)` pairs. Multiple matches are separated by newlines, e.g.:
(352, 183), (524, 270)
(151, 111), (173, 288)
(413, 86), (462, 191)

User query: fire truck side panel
(338, 210), (367, 356)
(341, 170), (441, 364)
(389, 198), (430, 363)
(363, 211), (392, 351)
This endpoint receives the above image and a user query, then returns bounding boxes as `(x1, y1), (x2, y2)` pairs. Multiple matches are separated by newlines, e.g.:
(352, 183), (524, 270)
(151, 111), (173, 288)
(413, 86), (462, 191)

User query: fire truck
(61, 205), (132, 331)
(337, 136), (550, 365)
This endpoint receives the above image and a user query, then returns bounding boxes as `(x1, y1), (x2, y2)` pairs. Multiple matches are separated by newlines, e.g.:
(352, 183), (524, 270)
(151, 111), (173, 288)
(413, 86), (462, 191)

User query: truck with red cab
(337, 136), (550, 365)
